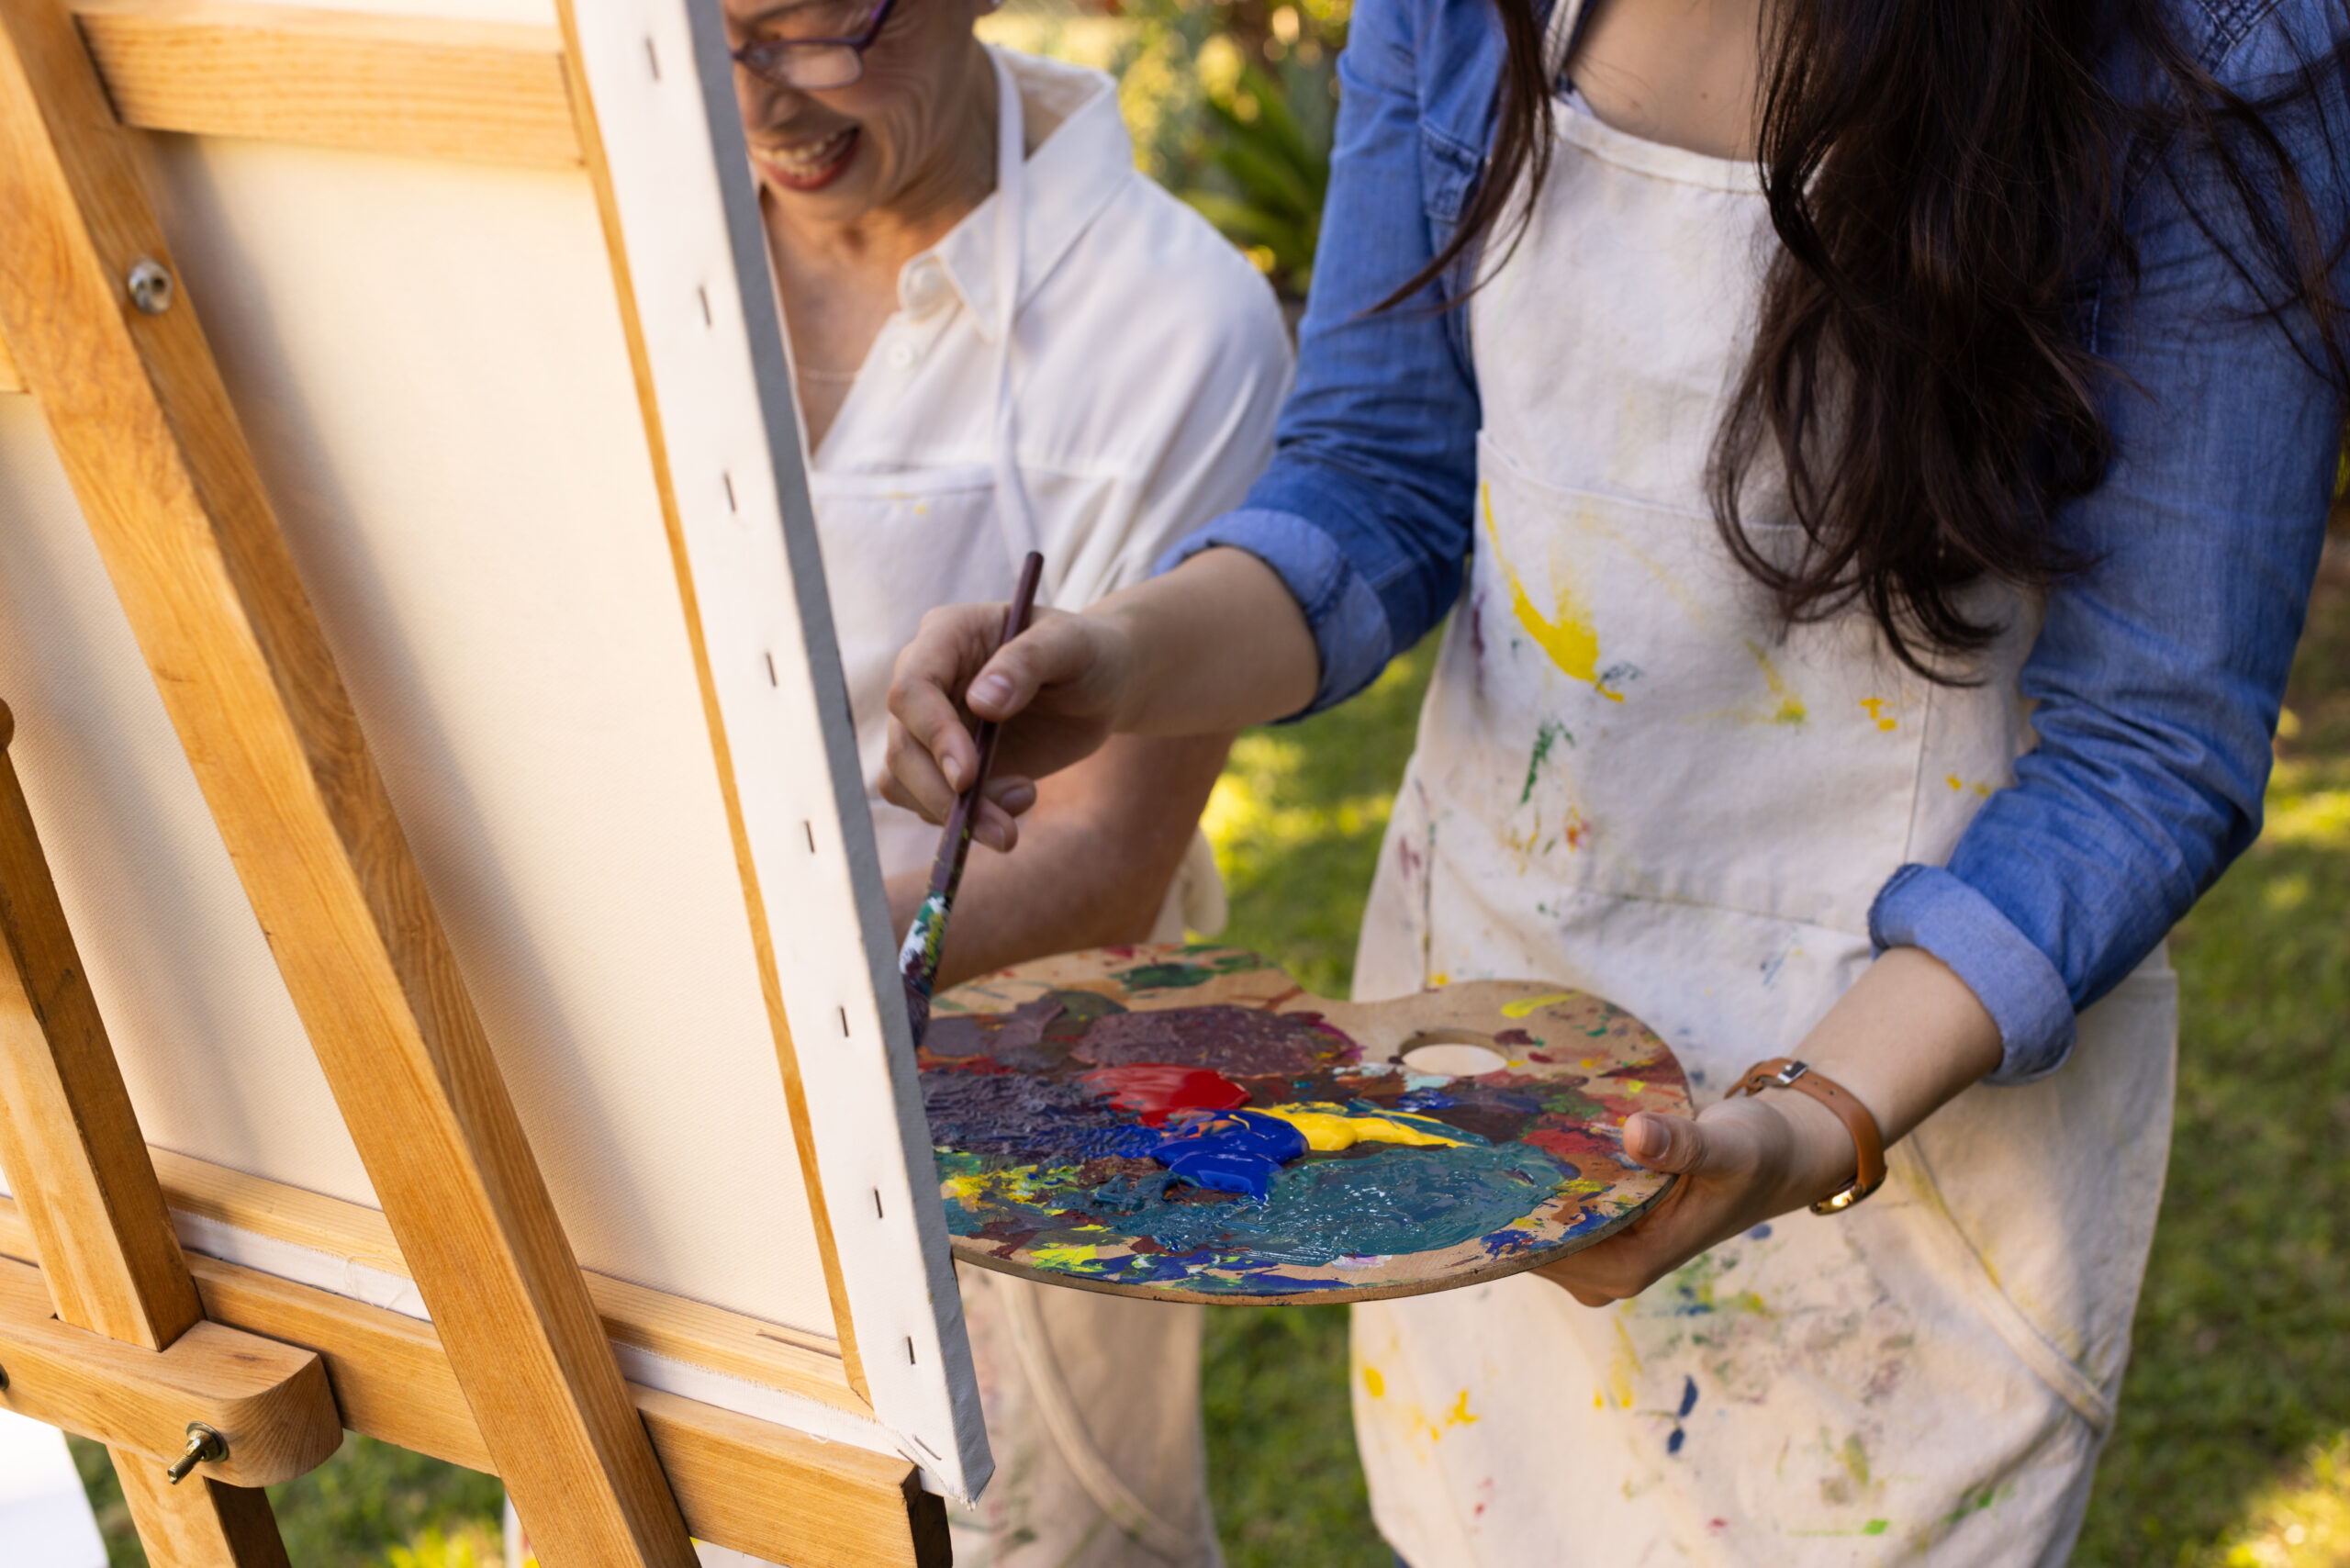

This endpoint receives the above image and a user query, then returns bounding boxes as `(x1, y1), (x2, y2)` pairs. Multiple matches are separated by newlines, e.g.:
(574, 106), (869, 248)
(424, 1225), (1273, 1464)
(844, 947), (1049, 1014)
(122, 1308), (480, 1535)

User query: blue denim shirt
(1164, 0), (2348, 1081)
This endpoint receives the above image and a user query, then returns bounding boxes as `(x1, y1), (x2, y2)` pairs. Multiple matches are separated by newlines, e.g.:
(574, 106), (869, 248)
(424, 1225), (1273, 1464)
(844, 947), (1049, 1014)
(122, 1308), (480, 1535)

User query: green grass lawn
(70, 544), (2349, 1566)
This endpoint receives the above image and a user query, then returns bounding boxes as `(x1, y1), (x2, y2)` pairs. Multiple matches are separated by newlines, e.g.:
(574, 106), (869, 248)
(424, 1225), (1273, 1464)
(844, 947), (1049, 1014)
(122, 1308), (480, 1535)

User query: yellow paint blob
(1363, 1365), (1386, 1398)
(1257, 1103), (1469, 1151)
(1502, 991), (1576, 1018)
(1448, 1390), (1481, 1427)
(1858, 697), (1898, 732)
(1482, 485), (1623, 700)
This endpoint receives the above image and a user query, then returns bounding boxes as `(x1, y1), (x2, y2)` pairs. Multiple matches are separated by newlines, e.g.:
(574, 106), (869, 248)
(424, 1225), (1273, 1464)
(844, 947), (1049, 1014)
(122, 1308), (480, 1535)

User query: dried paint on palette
(922, 945), (1689, 1302)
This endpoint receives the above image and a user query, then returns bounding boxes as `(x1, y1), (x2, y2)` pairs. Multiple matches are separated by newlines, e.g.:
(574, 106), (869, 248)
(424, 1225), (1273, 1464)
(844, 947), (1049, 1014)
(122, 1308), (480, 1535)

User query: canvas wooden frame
(0, 0), (986, 1561)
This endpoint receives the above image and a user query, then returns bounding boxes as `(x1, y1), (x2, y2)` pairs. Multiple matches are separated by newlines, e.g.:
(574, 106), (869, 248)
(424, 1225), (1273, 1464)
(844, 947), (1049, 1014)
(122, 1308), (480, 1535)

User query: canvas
(0, 0), (987, 1509)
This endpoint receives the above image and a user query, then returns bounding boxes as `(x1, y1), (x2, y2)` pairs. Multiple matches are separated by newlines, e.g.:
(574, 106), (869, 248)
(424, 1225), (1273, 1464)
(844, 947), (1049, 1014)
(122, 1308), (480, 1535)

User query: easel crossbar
(0, 1199), (948, 1568)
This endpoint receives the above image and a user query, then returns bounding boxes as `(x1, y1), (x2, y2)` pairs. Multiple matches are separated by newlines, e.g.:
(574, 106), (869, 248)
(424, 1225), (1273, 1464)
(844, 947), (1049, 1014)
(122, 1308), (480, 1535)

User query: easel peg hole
(722, 471), (737, 512)
(696, 286), (712, 326)
(872, 1189), (884, 1219)
(838, 1006), (850, 1036)
(643, 36), (661, 78)
(765, 651), (778, 686)
(801, 821), (816, 852)
(905, 1337), (916, 1364)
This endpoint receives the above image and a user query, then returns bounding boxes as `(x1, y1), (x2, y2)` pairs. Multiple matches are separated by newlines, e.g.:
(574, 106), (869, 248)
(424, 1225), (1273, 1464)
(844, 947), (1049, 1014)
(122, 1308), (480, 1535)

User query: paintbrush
(898, 550), (1045, 1046)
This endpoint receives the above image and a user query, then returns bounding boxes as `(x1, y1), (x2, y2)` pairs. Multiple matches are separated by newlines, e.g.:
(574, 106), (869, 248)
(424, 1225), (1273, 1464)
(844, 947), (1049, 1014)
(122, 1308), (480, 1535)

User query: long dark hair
(1402, 0), (2350, 678)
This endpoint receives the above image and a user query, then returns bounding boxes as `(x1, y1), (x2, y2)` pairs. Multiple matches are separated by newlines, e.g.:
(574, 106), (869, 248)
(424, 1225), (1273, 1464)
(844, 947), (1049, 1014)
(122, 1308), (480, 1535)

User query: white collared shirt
(800, 47), (1293, 879)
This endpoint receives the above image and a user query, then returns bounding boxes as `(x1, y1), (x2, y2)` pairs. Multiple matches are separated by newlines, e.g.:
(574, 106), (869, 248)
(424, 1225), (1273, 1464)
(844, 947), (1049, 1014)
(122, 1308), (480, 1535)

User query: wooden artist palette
(923, 945), (1691, 1303)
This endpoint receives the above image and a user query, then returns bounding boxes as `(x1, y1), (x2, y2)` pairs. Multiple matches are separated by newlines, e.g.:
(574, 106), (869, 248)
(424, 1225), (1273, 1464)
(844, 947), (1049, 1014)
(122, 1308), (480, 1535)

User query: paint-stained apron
(1346, 80), (2177, 1568)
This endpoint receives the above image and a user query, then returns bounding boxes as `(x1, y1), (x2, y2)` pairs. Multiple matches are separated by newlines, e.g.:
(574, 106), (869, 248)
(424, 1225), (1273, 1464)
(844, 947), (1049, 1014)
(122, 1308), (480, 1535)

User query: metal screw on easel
(165, 1422), (227, 1484)
(126, 258), (173, 315)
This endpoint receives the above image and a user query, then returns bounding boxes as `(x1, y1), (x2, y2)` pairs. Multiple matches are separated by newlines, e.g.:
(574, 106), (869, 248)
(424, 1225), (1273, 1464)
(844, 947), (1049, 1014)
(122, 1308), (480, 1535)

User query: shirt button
(902, 263), (943, 315)
(887, 341), (916, 369)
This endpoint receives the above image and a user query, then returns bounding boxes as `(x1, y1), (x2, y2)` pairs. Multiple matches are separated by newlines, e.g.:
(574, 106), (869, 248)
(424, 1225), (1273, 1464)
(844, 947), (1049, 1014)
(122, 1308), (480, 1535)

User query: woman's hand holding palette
(922, 944), (1691, 1302)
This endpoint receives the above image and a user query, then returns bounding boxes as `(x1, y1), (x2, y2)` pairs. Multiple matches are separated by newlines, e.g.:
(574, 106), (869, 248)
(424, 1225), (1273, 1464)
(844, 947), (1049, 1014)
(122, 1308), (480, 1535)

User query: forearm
(1096, 548), (1320, 736)
(1764, 946), (2006, 1197)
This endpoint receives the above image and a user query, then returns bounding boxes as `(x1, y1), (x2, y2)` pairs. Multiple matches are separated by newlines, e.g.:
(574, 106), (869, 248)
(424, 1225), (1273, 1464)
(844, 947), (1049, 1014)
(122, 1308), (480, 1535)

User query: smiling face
(726, 0), (995, 230)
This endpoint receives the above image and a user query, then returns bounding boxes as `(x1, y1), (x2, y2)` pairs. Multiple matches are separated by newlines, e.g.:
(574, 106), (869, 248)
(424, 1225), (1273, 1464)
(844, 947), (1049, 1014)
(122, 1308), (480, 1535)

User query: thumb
(1620, 1111), (1718, 1175)
(964, 612), (1091, 721)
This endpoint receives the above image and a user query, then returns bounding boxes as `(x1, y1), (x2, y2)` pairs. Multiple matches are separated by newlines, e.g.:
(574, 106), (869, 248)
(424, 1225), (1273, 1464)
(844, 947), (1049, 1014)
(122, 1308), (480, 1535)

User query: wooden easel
(0, 2), (952, 1563)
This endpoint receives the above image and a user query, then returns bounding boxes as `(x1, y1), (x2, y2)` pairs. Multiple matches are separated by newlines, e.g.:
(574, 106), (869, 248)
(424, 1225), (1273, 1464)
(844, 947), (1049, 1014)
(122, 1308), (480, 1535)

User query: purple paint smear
(1071, 1005), (1338, 1076)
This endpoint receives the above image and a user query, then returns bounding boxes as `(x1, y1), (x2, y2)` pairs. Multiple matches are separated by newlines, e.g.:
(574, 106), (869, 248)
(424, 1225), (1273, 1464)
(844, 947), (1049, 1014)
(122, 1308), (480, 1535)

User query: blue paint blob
(1668, 1428), (1686, 1455)
(1747, 1222), (1774, 1240)
(1678, 1374), (1699, 1417)
(1150, 1111), (1309, 1200)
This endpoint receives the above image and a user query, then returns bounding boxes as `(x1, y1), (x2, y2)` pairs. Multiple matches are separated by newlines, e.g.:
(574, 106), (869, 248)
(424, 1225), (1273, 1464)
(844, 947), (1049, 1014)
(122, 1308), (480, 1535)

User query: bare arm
(884, 729), (1234, 991)
(1533, 946), (2003, 1304)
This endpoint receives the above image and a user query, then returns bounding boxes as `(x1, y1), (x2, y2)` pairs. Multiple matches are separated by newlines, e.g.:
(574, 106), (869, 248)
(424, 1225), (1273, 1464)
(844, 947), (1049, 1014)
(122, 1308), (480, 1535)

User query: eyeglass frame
(730, 0), (903, 90)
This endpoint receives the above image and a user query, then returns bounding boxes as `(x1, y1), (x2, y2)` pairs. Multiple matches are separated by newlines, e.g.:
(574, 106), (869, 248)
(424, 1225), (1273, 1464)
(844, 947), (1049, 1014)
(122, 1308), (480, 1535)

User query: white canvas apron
(804, 53), (1220, 1568)
(1346, 79), (2177, 1567)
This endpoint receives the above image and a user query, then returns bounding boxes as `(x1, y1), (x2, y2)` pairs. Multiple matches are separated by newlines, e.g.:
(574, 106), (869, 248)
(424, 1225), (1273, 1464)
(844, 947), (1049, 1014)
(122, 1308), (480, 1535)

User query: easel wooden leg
(0, 713), (316, 1565)
(111, 1461), (293, 1568)
(0, 7), (699, 1564)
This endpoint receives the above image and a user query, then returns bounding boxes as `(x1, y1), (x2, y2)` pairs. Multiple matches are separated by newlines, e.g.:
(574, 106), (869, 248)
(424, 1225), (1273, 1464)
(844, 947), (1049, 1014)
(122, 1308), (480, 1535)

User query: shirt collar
(922, 48), (1132, 342)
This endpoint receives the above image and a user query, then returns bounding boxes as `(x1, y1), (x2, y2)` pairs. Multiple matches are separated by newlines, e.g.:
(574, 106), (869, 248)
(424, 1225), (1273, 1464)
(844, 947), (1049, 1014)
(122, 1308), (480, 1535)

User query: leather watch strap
(1732, 1058), (1886, 1215)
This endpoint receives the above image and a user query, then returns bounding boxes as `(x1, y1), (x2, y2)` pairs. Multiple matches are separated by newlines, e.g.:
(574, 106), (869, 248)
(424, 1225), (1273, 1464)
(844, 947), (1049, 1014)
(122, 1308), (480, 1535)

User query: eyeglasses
(732, 0), (902, 90)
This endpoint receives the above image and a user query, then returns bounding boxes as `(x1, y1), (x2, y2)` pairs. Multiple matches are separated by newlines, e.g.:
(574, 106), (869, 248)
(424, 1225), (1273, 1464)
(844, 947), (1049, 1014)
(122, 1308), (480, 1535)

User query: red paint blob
(1077, 1063), (1250, 1126)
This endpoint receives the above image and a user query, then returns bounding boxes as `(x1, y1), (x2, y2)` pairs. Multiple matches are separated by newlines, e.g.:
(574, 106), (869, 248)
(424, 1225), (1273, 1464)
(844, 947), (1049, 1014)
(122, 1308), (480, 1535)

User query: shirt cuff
(1868, 864), (2078, 1085)
(1155, 508), (1393, 719)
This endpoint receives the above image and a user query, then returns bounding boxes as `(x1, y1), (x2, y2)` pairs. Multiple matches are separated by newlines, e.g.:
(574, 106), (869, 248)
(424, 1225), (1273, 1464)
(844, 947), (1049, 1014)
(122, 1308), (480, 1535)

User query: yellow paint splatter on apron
(1745, 641), (1809, 724)
(1482, 483), (1624, 700)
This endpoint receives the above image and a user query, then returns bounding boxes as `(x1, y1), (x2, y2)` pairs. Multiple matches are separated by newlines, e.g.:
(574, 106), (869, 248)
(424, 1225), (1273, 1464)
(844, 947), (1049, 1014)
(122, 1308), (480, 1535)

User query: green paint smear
(1518, 719), (1572, 805)
(1110, 950), (1269, 991)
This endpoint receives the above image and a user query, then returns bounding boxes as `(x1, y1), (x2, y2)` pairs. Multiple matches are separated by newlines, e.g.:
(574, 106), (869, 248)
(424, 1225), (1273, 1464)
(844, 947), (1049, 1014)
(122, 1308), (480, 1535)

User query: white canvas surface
(0, 136), (834, 1331)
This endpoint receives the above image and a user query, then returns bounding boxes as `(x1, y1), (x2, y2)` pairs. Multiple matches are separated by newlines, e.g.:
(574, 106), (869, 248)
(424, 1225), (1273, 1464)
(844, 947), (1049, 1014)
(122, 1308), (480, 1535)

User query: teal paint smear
(941, 1143), (1572, 1271)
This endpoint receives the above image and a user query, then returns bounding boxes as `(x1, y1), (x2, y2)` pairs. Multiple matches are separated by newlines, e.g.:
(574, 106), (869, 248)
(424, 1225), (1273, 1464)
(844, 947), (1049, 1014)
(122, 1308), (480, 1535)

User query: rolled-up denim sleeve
(1156, 0), (1493, 714)
(1872, 24), (2347, 1083)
